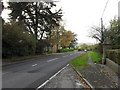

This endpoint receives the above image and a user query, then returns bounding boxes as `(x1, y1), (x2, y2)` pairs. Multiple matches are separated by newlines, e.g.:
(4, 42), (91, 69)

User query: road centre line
(2, 72), (9, 75)
(47, 58), (59, 62)
(62, 55), (68, 57)
(32, 64), (37, 67)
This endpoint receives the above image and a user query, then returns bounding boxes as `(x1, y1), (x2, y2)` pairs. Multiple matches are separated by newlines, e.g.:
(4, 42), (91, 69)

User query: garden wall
(106, 58), (120, 75)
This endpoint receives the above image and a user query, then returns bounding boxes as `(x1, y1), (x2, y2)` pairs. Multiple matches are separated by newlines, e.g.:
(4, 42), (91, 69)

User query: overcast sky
(2, 0), (119, 44)
(56, 0), (119, 44)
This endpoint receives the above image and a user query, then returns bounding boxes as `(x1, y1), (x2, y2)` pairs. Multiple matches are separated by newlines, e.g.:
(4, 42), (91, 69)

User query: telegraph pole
(101, 0), (110, 64)
(101, 18), (106, 64)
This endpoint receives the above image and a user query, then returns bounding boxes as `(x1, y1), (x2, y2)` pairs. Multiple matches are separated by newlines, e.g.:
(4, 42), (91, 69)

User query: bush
(2, 22), (36, 58)
(58, 48), (74, 53)
(107, 49), (120, 65)
(36, 40), (50, 54)
(47, 51), (53, 54)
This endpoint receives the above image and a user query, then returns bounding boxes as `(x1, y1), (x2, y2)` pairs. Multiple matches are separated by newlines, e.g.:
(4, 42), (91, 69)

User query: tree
(48, 25), (65, 49)
(80, 44), (89, 50)
(60, 30), (75, 48)
(8, 2), (62, 40)
(108, 19), (120, 46)
(90, 25), (108, 44)
(90, 24), (110, 53)
(2, 22), (36, 58)
(69, 34), (78, 48)
(48, 25), (77, 51)
(90, 17), (120, 53)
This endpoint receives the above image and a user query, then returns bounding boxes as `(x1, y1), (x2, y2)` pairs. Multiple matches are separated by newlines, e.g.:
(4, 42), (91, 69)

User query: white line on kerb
(47, 58), (58, 62)
(32, 64), (37, 67)
(36, 64), (69, 89)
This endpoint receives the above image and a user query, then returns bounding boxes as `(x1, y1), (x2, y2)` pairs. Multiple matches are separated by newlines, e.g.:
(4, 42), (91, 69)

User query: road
(2, 52), (84, 89)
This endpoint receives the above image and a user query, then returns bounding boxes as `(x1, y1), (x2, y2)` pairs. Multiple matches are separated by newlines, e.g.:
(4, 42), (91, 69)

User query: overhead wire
(101, 0), (110, 18)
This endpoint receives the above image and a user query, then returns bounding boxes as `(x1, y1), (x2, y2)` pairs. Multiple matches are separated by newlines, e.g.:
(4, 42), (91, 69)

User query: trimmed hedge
(107, 49), (120, 65)
(57, 48), (74, 53)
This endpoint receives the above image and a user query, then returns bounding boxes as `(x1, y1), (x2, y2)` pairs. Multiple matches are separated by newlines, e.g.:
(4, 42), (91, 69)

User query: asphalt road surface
(2, 52), (84, 89)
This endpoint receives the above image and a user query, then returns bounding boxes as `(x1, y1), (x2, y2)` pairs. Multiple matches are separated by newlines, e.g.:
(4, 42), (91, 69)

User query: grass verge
(89, 51), (102, 63)
(2, 54), (53, 63)
(70, 53), (88, 70)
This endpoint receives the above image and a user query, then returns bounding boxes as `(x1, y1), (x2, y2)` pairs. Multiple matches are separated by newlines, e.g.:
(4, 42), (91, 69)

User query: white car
(84, 49), (87, 52)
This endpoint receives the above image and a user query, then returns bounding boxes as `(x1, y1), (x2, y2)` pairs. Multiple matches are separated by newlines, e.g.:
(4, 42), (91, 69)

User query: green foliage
(70, 53), (88, 70)
(49, 26), (77, 52)
(107, 49), (120, 65)
(90, 51), (102, 63)
(2, 22), (36, 58)
(60, 31), (76, 47)
(80, 44), (89, 50)
(57, 48), (74, 53)
(8, 2), (63, 40)
(108, 19), (120, 46)
(47, 51), (53, 54)
(90, 18), (120, 50)
(36, 39), (50, 54)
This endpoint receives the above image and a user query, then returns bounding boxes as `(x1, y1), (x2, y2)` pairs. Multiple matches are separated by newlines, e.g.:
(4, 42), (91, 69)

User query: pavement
(2, 52), (85, 89)
(41, 52), (119, 89)
(79, 52), (119, 89)
(41, 65), (88, 89)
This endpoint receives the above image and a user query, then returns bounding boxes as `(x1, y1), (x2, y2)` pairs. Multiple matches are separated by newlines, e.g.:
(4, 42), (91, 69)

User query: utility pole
(101, 0), (110, 64)
(101, 18), (106, 65)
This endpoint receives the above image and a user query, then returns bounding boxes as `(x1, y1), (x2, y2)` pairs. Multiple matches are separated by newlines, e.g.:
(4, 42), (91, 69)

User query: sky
(1, 0), (120, 44)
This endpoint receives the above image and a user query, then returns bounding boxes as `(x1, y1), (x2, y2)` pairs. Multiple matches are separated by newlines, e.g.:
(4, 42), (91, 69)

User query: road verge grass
(70, 53), (88, 70)
(89, 51), (102, 63)
(2, 54), (53, 63)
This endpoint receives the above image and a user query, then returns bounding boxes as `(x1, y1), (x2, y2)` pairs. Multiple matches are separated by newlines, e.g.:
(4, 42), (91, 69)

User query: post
(102, 43), (106, 64)
(101, 18), (106, 64)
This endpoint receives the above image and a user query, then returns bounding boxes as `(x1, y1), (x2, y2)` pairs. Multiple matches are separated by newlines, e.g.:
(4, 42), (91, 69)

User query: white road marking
(47, 58), (58, 62)
(2, 72), (9, 75)
(36, 64), (69, 89)
(76, 82), (83, 86)
(62, 55), (68, 57)
(32, 64), (37, 67)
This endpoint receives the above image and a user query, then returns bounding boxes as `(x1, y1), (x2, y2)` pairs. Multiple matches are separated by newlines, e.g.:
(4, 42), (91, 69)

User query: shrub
(47, 51), (53, 54)
(58, 48), (74, 53)
(2, 22), (36, 58)
(36, 40), (50, 54)
(107, 49), (120, 65)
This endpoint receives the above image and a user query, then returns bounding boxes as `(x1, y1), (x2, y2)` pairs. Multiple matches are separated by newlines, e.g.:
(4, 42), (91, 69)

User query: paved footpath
(80, 52), (119, 89)
(40, 65), (90, 89)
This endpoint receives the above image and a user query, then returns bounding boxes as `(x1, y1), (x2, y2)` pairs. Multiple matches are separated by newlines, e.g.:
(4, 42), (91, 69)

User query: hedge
(107, 49), (120, 65)
(57, 48), (74, 53)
